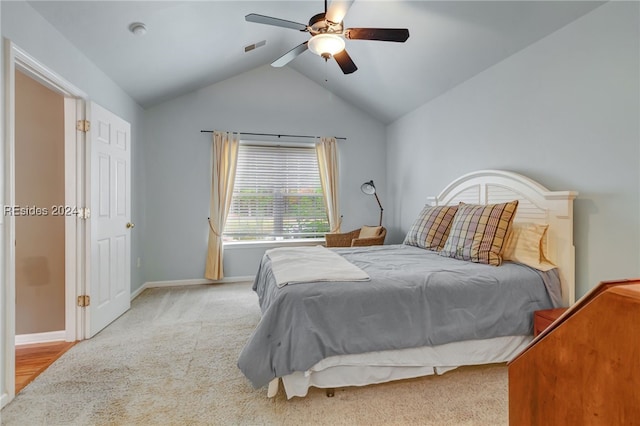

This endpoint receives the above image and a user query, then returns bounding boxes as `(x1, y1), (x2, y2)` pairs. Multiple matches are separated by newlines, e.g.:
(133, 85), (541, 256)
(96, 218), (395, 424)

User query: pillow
(503, 222), (556, 271)
(403, 205), (458, 250)
(439, 200), (519, 266)
(359, 225), (383, 238)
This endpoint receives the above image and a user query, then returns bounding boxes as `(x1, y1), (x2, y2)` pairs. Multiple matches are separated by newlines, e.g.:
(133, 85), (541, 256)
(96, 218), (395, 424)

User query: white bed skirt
(268, 335), (532, 399)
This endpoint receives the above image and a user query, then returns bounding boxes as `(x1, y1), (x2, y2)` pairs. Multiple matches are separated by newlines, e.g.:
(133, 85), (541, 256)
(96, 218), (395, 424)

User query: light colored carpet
(1, 282), (508, 425)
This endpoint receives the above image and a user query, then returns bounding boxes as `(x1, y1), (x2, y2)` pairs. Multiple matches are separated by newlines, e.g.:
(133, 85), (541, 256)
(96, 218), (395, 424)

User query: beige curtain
(316, 137), (342, 233)
(205, 131), (240, 280)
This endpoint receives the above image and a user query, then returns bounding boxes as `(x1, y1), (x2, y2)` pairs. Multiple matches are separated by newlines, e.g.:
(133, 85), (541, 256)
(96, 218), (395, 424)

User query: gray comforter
(237, 244), (560, 388)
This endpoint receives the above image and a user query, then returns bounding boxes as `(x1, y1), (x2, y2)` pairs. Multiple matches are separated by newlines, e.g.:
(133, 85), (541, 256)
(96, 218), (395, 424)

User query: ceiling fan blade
(326, 0), (355, 24)
(345, 28), (410, 42)
(333, 49), (358, 74)
(271, 42), (309, 67)
(245, 13), (308, 31)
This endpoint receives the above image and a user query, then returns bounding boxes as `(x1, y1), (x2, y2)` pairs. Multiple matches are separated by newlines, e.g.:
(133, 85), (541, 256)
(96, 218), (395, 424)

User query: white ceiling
(28, 1), (604, 123)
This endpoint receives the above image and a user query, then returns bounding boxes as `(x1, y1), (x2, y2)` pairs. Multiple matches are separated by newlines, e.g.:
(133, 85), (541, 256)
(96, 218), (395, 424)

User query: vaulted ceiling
(28, 1), (604, 123)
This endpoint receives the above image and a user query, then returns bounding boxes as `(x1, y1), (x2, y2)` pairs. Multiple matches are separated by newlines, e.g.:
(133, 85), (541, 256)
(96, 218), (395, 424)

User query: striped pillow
(403, 205), (459, 250)
(439, 201), (519, 266)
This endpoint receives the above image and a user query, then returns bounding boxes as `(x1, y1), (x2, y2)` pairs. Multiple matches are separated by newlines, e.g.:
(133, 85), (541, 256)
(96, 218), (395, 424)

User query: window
(224, 143), (330, 241)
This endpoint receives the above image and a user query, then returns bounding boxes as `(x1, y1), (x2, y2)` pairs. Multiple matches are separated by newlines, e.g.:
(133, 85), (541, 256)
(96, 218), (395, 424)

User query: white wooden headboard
(427, 170), (578, 306)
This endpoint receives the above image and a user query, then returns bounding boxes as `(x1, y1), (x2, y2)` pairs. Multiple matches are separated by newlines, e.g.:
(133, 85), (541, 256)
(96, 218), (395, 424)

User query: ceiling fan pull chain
(324, 59), (328, 83)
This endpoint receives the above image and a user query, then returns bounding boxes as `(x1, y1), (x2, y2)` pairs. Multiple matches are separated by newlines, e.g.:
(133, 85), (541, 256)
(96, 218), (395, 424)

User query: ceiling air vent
(244, 40), (266, 53)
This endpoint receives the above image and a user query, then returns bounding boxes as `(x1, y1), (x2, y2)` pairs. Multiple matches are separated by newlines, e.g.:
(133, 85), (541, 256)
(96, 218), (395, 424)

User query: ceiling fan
(245, 0), (410, 74)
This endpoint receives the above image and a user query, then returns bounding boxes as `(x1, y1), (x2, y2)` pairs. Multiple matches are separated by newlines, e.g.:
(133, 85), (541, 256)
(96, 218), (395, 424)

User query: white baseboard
(1, 392), (9, 409)
(15, 330), (66, 346)
(132, 276), (254, 301)
(130, 284), (147, 301)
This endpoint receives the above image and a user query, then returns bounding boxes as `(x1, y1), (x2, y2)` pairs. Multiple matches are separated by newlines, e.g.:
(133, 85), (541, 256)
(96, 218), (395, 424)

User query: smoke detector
(129, 22), (147, 36)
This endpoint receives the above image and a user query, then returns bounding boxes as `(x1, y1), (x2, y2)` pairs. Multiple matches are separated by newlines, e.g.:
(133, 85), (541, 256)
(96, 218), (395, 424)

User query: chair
(325, 226), (387, 248)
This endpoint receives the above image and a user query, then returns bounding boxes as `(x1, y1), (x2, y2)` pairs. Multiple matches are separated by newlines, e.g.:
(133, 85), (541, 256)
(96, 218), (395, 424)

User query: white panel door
(87, 102), (131, 337)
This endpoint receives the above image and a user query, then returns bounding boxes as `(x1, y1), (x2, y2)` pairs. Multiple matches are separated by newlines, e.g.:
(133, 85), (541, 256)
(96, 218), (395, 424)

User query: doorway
(13, 69), (76, 393)
(3, 42), (88, 404)
(14, 70), (66, 343)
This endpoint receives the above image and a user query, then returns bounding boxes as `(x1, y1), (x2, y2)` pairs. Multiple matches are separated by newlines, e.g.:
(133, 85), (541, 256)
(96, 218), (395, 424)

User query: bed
(237, 170), (577, 399)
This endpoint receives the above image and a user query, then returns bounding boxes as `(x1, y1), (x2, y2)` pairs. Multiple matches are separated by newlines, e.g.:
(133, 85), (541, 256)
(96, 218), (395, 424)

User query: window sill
(223, 238), (325, 250)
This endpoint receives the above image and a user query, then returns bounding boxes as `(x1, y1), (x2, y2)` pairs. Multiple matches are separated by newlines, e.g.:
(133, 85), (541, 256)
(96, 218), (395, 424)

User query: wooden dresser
(509, 279), (640, 425)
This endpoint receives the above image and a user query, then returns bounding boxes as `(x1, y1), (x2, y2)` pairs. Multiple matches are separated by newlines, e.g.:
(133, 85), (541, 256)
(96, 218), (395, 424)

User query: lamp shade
(361, 180), (383, 226)
(308, 34), (345, 57)
(360, 180), (376, 195)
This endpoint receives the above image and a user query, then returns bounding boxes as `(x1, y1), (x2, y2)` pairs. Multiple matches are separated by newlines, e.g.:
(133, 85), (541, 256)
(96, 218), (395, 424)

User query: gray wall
(142, 65), (386, 281)
(386, 2), (640, 299)
(1, 1), (146, 293)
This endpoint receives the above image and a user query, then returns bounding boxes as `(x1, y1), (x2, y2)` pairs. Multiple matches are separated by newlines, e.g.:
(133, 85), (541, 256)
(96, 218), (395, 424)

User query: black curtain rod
(200, 130), (346, 141)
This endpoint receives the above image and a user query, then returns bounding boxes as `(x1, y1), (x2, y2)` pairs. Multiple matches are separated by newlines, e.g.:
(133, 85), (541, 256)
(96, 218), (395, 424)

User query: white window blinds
(224, 144), (330, 241)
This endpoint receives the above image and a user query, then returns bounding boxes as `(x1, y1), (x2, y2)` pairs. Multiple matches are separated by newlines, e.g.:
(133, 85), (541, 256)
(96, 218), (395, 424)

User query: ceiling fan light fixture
(308, 34), (345, 58)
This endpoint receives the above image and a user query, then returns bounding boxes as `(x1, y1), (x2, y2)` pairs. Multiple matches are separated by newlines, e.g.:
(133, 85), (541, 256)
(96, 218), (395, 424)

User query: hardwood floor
(15, 341), (76, 394)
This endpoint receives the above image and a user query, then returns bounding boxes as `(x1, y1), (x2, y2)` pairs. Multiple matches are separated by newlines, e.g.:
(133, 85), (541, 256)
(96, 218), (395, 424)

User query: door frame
(2, 40), (88, 405)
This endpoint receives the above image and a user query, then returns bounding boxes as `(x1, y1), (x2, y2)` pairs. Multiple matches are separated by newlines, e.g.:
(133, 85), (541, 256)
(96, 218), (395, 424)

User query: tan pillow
(503, 222), (556, 271)
(359, 225), (382, 238)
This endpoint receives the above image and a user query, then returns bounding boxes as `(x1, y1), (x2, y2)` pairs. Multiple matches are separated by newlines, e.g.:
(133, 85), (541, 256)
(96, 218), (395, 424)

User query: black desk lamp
(361, 180), (383, 226)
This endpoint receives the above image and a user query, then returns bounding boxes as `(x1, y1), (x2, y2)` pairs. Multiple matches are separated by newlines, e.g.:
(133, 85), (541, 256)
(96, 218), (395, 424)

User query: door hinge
(76, 119), (91, 132)
(78, 207), (91, 219)
(77, 295), (90, 307)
